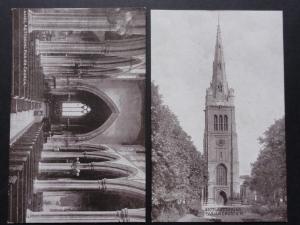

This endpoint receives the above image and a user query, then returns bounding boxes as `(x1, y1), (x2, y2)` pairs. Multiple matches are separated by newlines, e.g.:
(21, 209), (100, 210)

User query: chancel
(9, 8), (145, 223)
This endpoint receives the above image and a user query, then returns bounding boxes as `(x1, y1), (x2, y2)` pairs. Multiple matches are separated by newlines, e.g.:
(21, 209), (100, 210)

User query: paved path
(177, 213), (262, 222)
(177, 214), (210, 222)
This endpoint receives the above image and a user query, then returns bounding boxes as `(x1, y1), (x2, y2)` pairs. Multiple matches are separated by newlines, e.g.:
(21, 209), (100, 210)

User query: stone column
(34, 179), (145, 195)
(26, 208), (145, 223)
(42, 67), (122, 74)
(28, 9), (145, 35)
(40, 55), (141, 68)
(35, 37), (145, 56)
(40, 55), (144, 79)
(8, 176), (19, 223)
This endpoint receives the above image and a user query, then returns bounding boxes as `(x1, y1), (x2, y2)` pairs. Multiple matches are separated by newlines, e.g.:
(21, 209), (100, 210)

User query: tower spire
(211, 15), (228, 96)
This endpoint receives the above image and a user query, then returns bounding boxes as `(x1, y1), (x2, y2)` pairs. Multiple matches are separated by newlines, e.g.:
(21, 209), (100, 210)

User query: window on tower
(219, 115), (223, 131)
(214, 115), (218, 131)
(224, 115), (228, 131)
(216, 164), (227, 185)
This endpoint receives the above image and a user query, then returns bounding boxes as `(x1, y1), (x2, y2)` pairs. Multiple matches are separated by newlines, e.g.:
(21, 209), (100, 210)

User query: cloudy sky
(151, 10), (284, 175)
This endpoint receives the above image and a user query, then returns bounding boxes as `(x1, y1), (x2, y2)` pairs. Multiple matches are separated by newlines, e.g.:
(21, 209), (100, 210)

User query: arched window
(219, 115), (223, 131)
(216, 164), (227, 185)
(62, 102), (91, 117)
(214, 115), (218, 131)
(224, 115), (228, 131)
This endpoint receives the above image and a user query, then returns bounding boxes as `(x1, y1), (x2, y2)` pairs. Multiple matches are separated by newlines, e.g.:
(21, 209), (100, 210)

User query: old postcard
(9, 8), (145, 223)
(151, 10), (286, 222)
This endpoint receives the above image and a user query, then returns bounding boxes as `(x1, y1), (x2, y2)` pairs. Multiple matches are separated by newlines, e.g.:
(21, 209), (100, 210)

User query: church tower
(203, 21), (240, 205)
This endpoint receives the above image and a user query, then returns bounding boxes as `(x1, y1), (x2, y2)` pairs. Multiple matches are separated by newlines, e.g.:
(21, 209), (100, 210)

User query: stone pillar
(9, 164), (25, 222)
(41, 67), (122, 75)
(40, 55), (141, 68)
(26, 208), (145, 223)
(8, 176), (19, 223)
(34, 179), (145, 195)
(35, 37), (145, 56)
(40, 55), (144, 79)
(28, 9), (145, 35)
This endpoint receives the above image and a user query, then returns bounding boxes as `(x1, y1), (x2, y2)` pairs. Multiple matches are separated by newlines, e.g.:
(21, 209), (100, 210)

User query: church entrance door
(216, 190), (227, 205)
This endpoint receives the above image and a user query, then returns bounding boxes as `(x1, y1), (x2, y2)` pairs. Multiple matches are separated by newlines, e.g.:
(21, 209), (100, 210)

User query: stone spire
(211, 18), (229, 97)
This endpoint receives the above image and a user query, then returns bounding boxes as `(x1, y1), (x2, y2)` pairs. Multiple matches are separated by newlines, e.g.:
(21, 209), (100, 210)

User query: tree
(249, 117), (286, 205)
(151, 82), (207, 220)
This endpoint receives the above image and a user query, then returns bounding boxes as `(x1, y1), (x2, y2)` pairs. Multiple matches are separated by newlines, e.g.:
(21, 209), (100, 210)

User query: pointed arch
(214, 115), (218, 131)
(216, 164), (227, 185)
(224, 115), (228, 131)
(50, 83), (119, 142)
(219, 115), (223, 131)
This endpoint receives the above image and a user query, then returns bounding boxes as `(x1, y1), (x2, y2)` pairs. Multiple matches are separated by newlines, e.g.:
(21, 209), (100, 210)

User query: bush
(151, 206), (160, 220)
(188, 199), (203, 216)
(249, 203), (287, 221)
(269, 204), (287, 219)
(249, 204), (270, 216)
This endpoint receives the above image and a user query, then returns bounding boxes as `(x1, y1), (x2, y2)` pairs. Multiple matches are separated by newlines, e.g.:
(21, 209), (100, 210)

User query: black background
(0, 0), (300, 224)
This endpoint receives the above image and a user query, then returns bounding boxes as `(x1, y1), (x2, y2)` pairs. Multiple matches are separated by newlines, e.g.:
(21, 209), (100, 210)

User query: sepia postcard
(8, 8), (145, 223)
(151, 10), (286, 222)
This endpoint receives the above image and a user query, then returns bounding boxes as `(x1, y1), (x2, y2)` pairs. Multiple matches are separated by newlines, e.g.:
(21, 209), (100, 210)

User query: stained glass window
(62, 102), (91, 117)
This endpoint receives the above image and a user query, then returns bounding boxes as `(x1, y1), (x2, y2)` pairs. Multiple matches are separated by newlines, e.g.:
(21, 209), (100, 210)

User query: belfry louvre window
(216, 164), (227, 185)
(219, 115), (223, 131)
(62, 102), (91, 117)
(214, 115), (218, 130)
(224, 115), (228, 131)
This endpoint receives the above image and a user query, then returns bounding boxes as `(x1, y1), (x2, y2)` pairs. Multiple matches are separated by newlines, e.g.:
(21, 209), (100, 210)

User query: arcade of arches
(9, 8), (145, 223)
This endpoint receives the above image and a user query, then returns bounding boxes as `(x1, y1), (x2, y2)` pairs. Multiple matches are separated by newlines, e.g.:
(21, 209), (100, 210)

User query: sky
(151, 10), (284, 175)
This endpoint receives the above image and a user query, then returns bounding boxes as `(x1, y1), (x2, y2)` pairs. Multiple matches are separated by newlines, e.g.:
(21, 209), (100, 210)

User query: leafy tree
(151, 83), (207, 220)
(249, 117), (286, 205)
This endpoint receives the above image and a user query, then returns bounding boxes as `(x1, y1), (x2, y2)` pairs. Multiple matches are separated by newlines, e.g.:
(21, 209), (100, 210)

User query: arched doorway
(216, 190), (227, 205)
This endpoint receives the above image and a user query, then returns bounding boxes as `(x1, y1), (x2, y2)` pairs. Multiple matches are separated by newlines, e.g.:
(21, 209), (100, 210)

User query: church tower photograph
(203, 20), (240, 205)
(151, 10), (286, 222)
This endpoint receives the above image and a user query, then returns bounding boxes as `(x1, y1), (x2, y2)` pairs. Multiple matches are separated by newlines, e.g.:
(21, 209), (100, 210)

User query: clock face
(216, 139), (225, 147)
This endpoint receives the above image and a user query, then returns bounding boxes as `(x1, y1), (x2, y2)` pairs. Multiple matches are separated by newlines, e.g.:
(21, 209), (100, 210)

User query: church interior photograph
(8, 8), (146, 223)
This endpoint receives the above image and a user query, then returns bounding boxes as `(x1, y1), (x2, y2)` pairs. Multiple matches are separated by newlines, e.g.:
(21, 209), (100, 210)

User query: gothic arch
(214, 115), (218, 131)
(219, 115), (223, 131)
(51, 83), (119, 142)
(216, 163), (227, 185)
(217, 190), (228, 205)
(224, 115), (228, 131)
